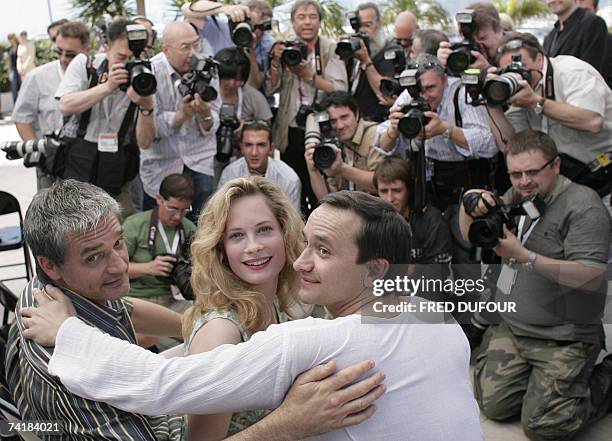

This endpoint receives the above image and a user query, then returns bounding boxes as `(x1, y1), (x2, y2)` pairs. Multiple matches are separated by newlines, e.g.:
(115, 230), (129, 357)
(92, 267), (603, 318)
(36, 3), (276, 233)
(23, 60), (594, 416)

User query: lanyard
(158, 222), (180, 255)
(517, 215), (540, 245)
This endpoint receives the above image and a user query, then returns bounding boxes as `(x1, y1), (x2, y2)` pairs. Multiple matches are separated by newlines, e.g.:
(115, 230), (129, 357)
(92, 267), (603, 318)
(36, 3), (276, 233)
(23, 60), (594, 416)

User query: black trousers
(283, 127), (318, 217)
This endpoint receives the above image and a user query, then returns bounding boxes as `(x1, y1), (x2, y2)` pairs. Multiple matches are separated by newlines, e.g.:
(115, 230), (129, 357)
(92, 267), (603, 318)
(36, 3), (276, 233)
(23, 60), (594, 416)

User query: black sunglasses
(54, 48), (78, 58)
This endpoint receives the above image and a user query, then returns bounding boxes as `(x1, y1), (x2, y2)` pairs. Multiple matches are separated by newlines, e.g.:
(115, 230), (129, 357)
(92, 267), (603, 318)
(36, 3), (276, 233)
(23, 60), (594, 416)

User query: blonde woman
(182, 176), (305, 440)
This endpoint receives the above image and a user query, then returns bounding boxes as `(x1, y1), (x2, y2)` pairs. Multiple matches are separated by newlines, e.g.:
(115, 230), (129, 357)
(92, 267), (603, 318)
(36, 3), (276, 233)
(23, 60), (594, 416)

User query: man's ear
(37, 256), (63, 284)
(156, 193), (163, 206)
(364, 259), (390, 288)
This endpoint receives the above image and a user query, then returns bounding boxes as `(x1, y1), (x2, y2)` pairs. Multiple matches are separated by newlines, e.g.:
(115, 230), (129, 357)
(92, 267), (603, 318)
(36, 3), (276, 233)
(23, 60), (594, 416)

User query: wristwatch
(361, 61), (373, 71)
(525, 251), (538, 270)
(534, 97), (546, 114)
(139, 107), (154, 116)
(305, 73), (316, 87)
(442, 125), (453, 140)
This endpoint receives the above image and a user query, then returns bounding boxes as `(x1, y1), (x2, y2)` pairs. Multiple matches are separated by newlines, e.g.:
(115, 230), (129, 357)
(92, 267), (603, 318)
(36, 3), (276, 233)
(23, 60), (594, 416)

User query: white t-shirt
(49, 308), (482, 440)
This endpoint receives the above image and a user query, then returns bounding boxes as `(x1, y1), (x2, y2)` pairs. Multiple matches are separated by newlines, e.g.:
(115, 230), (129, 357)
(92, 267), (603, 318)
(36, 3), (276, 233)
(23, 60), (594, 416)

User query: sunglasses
(54, 48), (78, 58)
(395, 37), (414, 45)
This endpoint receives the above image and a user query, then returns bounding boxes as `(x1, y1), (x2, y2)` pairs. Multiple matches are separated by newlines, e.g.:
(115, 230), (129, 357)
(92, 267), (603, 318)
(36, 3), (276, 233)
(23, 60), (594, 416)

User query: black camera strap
(75, 55), (100, 138)
(453, 85), (463, 128)
(544, 57), (556, 101)
(147, 207), (186, 258)
(298, 39), (324, 107)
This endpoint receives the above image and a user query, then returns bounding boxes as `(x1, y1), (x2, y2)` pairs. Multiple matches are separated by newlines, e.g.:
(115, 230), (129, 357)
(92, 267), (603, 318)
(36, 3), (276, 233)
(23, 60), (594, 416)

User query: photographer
(244, 0), (276, 91)
(375, 54), (498, 211)
(136, 21), (219, 222)
(266, 0), (348, 216)
(458, 130), (612, 440)
(392, 11), (418, 60)
(57, 18), (153, 216)
(486, 33), (612, 182)
(346, 3), (400, 122)
(410, 29), (449, 59)
(124, 174), (195, 317)
(12, 21), (89, 191)
(305, 91), (383, 198)
(437, 3), (505, 73)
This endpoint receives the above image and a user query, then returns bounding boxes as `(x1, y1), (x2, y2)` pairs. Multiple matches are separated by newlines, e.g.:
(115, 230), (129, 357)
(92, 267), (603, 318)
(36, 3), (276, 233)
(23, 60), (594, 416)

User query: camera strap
(453, 85), (463, 128)
(75, 55), (100, 138)
(147, 207), (185, 257)
(517, 215), (540, 245)
(544, 57), (555, 101)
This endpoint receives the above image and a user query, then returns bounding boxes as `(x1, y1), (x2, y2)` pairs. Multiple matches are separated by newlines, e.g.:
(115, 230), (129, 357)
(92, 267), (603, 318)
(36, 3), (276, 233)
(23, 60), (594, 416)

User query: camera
(388, 68), (430, 138)
(483, 54), (532, 105)
(466, 193), (545, 248)
(380, 55), (418, 98)
(281, 40), (309, 67)
(118, 24), (157, 96)
(461, 68), (487, 106)
(0, 137), (59, 161)
(295, 104), (315, 129)
(305, 111), (343, 170)
(178, 54), (219, 102)
(156, 241), (194, 301)
(447, 10), (481, 76)
(216, 103), (240, 162)
(229, 18), (276, 47)
(335, 12), (369, 61)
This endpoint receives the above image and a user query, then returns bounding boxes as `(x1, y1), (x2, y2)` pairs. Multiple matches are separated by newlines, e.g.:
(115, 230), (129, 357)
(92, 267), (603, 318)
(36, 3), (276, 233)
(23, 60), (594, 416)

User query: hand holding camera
(104, 63), (130, 94)
(148, 254), (177, 277)
(423, 111), (447, 139)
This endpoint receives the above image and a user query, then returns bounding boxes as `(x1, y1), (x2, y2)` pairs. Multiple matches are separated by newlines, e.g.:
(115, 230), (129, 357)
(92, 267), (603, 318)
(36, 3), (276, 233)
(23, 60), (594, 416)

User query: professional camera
(461, 68), (487, 106)
(118, 24), (157, 96)
(335, 12), (369, 61)
(0, 137), (59, 161)
(280, 40), (308, 67)
(295, 104), (315, 129)
(380, 50), (416, 97)
(391, 68), (430, 138)
(447, 10), (481, 76)
(465, 193), (545, 248)
(216, 103), (241, 162)
(178, 54), (219, 102)
(229, 18), (276, 47)
(156, 238), (194, 301)
(483, 54), (532, 105)
(305, 111), (343, 170)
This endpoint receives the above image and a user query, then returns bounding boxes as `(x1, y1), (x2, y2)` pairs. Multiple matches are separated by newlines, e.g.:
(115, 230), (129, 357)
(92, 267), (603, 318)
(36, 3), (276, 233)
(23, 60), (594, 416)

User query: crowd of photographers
(2, 0), (612, 438)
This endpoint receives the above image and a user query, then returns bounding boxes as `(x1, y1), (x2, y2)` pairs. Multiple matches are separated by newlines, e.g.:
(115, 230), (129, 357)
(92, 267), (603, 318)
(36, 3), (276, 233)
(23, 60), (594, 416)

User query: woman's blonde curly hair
(182, 176), (305, 339)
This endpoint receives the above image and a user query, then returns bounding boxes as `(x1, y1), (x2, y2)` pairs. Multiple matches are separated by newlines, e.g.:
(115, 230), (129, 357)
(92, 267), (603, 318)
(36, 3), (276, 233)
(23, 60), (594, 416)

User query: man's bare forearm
(59, 84), (112, 116)
(16, 122), (36, 141)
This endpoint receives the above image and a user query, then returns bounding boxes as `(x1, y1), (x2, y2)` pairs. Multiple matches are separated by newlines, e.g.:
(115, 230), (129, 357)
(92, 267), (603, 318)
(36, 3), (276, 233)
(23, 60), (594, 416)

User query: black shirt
(543, 8), (609, 81)
(352, 41), (399, 123)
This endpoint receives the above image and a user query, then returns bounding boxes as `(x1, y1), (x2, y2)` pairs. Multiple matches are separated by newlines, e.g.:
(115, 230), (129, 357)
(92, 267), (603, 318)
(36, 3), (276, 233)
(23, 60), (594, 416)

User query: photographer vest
(57, 56), (140, 196)
(272, 36), (337, 153)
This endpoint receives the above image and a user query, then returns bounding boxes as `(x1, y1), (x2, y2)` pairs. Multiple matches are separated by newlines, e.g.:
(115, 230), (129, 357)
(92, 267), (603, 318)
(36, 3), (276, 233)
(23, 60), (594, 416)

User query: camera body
(295, 104), (315, 129)
(461, 68), (487, 106)
(156, 242), (194, 301)
(216, 103), (240, 162)
(447, 10), (481, 76)
(335, 11), (369, 61)
(178, 54), (219, 102)
(281, 40), (309, 67)
(467, 193), (545, 248)
(119, 24), (157, 96)
(305, 111), (343, 170)
(229, 18), (275, 47)
(380, 55), (418, 97)
(483, 55), (532, 105)
(398, 99), (431, 139)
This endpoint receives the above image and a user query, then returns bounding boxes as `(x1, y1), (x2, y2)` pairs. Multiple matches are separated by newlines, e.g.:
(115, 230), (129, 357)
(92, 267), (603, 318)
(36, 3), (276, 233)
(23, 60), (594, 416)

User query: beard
(367, 29), (387, 58)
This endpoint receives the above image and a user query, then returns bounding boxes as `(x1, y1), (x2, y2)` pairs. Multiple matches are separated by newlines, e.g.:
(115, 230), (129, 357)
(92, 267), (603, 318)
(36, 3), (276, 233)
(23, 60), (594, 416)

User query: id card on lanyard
(496, 215), (540, 295)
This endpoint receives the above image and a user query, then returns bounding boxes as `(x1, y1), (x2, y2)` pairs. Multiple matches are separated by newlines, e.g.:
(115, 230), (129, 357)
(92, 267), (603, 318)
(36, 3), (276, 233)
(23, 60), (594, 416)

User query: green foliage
(35, 39), (56, 67)
(382, 0), (451, 30)
(320, 0), (346, 37)
(493, 0), (549, 25)
(72, 0), (135, 25)
(0, 44), (9, 93)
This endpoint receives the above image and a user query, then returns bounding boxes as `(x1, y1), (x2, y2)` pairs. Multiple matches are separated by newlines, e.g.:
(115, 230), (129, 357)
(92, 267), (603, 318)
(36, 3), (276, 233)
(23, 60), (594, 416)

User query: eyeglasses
(243, 119), (271, 128)
(395, 36), (414, 45)
(507, 157), (556, 180)
(172, 41), (202, 54)
(161, 199), (192, 214)
(54, 48), (78, 58)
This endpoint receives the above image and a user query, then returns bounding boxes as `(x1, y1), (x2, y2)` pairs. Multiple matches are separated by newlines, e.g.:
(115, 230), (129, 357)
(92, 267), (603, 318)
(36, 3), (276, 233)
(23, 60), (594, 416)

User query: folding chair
(0, 191), (33, 283)
(0, 282), (17, 328)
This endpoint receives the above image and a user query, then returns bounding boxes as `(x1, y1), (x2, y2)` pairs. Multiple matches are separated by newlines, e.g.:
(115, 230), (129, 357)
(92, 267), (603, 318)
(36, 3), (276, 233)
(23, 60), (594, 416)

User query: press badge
(497, 264), (517, 295)
(98, 133), (118, 153)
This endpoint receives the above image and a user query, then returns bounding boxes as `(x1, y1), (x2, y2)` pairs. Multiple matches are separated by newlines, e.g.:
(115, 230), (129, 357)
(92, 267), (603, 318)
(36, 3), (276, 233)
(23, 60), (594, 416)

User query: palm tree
(72, 0), (134, 24)
(382, 0), (451, 30)
(319, 0), (346, 37)
(493, 0), (549, 26)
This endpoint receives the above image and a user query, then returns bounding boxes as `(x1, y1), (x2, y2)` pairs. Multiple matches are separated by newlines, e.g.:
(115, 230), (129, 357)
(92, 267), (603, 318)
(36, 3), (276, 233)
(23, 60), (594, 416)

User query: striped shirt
(140, 53), (221, 199)
(374, 77), (498, 162)
(5, 277), (182, 440)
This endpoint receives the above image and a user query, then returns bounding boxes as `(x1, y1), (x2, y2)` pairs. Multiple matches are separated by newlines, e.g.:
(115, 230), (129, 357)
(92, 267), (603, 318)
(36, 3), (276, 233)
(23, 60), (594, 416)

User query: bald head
(394, 11), (418, 51)
(163, 21), (197, 46)
(162, 21), (201, 74)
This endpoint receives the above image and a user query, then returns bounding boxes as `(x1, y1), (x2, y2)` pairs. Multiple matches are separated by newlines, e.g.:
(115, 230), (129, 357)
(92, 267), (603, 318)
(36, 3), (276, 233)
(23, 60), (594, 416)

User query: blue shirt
(256, 32), (275, 75)
(197, 16), (234, 55)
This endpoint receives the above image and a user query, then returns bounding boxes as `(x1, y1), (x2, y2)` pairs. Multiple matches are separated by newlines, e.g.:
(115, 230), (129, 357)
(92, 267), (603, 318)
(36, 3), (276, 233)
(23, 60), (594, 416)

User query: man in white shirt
(12, 21), (90, 190)
(219, 121), (301, 209)
(21, 191), (482, 441)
